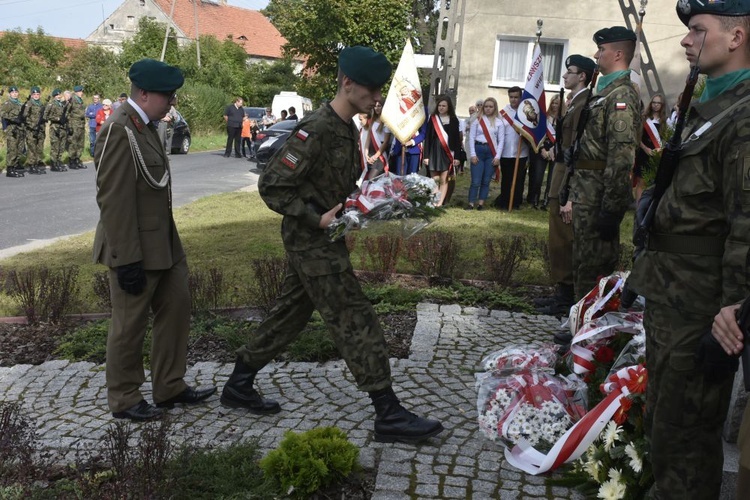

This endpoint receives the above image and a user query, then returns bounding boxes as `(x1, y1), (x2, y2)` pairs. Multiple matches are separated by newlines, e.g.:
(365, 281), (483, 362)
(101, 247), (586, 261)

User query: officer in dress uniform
(220, 46), (444, 444)
(93, 59), (215, 421)
(569, 27), (641, 301)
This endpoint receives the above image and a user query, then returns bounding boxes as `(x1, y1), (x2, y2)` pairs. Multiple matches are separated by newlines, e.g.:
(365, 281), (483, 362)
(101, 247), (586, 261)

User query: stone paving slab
(0, 304), (587, 499)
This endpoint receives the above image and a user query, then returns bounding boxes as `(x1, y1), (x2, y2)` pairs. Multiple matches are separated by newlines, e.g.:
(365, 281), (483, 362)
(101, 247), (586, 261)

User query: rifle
(33, 96), (50, 138)
(559, 67), (600, 206)
(634, 57), (702, 247)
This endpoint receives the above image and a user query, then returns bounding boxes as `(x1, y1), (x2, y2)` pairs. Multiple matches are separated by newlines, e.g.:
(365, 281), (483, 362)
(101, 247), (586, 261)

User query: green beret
(31, 86), (41, 93)
(565, 54), (596, 75)
(339, 46), (392, 88)
(676, 0), (750, 25)
(128, 58), (184, 92)
(52, 89), (61, 97)
(8, 86), (17, 92)
(593, 26), (637, 45)
(73, 85), (83, 92)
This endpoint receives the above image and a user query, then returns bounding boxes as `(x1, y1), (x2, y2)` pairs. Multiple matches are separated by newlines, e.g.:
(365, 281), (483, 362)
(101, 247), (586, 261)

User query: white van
(271, 91), (313, 121)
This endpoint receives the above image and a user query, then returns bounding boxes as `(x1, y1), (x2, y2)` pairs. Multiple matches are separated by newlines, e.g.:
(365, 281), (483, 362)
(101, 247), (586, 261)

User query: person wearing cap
(93, 58), (215, 422)
(24, 86), (47, 175)
(627, 2), (750, 497)
(535, 55), (596, 319)
(95, 98), (112, 134)
(568, 27), (640, 301)
(112, 92), (127, 111)
(66, 85), (86, 170)
(0, 86), (26, 177)
(85, 94), (103, 156)
(220, 46), (444, 444)
(46, 89), (69, 172)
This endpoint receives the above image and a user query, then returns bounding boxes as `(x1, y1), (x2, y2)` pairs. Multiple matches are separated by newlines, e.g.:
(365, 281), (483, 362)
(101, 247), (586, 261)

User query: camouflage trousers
(25, 129), (45, 165)
(4, 125), (23, 167)
(68, 121), (85, 160)
(49, 124), (67, 162)
(236, 240), (392, 392)
(571, 202), (619, 300)
(644, 304), (734, 500)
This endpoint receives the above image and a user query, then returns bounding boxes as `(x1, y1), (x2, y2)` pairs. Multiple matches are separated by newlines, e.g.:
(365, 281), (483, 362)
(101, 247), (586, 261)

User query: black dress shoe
(112, 400), (164, 421)
(156, 386), (217, 408)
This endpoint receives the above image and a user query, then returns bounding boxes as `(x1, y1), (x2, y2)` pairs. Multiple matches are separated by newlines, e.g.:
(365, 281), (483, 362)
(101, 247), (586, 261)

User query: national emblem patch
(296, 129), (309, 141)
(615, 102), (627, 110)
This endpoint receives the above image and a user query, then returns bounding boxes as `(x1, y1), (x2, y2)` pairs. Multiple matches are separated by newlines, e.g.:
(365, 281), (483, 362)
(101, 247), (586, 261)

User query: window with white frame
(492, 36), (566, 90)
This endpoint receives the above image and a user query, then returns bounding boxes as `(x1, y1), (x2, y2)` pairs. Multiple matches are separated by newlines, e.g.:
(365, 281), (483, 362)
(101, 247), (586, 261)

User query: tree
(60, 45), (127, 98)
(0, 29), (66, 89)
(246, 59), (300, 107)
(119, 17), (180, 69)
(264, 0), (410, 102)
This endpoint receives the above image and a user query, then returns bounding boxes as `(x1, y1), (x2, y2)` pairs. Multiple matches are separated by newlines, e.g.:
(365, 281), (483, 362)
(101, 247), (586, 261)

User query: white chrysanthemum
(602, 421), (623, 451)
(597, 477), (626, 499)
(624, 443), (643, 473)
(584, 458), (602, 483)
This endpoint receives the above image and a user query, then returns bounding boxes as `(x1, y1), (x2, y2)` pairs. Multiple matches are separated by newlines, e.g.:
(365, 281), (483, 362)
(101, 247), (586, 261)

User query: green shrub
(259, 427), (360, 499)
(285, 313), (338, 362)
(55, 319), (152, 366)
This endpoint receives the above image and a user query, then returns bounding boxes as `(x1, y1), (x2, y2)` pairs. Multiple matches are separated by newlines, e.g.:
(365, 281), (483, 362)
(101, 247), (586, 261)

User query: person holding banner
(467, 97), (503, 210)
(496, 87), (530, 210)
(423, 95), (461, 206)
(633, 93), (666, 205)
(390, 120), (425, 175)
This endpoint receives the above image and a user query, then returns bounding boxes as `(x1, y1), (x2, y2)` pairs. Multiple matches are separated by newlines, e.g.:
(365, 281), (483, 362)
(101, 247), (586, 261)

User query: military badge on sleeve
(615, 102), (627, 111)
(281, 152), (299, 169)
(295, 129), (309, 141)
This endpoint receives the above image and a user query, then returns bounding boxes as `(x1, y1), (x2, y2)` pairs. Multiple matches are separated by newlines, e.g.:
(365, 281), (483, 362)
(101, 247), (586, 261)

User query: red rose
(594, 345), (615, 364)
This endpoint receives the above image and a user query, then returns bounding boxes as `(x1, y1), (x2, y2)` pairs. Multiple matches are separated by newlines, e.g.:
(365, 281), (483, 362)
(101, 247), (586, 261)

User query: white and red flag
(382, 39), (426, 144)
(514, 42), (550, 153)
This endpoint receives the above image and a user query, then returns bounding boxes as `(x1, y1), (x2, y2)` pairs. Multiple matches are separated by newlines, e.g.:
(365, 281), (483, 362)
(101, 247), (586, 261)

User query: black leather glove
(563, 147), (574, 166)
(116, 262), (146, 295)
(619, 280), (639, 310)
(595, 210), (623, 242)
(696, 331), (739, 384)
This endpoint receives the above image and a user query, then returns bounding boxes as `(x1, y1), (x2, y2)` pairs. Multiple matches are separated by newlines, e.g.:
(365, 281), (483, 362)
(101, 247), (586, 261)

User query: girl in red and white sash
(364, 101), (392, 179)
(423, 95), (461, 206)
(467, 97), (504, 210)
(634, 93), (666, 204)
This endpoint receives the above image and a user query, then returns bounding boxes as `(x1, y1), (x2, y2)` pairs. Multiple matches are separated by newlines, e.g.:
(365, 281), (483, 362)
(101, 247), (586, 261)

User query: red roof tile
(152, 0), (288, 59)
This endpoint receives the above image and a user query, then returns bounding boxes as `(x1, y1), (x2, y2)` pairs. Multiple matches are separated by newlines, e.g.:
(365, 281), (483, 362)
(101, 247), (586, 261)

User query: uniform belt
(576, 159), (606, 170)
(647, 232), (725, 256)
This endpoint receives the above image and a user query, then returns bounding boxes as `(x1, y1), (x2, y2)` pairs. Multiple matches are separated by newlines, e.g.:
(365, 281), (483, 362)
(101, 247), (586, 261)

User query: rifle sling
(575, 159), (606, 170)
(647, 232), (724, 256)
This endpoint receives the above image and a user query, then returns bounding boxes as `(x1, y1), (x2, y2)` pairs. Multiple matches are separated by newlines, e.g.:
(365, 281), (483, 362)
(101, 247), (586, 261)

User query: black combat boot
(5, 166), (23, 178)
(37, 162), (47, 174)
(220, 357), (281, 414)
(536, 283), (575, 316)
(533, 283), (567, 307)
(68, 159), (79, 170)
(369, 387), (444, 443)
(59, 162), (68, 172)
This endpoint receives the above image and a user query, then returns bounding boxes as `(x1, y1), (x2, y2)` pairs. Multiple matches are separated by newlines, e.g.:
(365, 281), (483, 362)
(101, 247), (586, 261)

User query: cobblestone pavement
(0, 304), (586, 499)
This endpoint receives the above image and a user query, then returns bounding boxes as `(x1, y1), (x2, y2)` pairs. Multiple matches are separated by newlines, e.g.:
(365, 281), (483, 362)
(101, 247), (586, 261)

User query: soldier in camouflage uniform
(535, 54), (596, 316)
(24, 86), (47, 175)
(1, 86), (26, 178)
(569, 27), (641, 300)
(45, 89), (68, 172)
(67, 85), (87, 169)
(628, 1), (750, 498)
(221, 46), (444, 444)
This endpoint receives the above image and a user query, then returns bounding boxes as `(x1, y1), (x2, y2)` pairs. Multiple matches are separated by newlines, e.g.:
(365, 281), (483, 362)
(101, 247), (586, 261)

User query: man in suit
(93, 58), (215, 421)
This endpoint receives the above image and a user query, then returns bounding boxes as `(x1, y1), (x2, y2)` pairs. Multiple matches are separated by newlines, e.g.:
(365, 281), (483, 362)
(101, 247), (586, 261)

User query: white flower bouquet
(327, 173), (444, 241)
(479, 344), (559, 375)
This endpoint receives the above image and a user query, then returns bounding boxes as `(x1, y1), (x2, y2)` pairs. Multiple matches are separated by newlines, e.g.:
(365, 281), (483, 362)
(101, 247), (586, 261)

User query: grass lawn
(0, 163), (635, 315)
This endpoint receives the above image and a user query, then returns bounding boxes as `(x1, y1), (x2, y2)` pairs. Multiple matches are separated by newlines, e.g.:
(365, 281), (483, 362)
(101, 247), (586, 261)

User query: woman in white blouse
(467, 97), (504, 210)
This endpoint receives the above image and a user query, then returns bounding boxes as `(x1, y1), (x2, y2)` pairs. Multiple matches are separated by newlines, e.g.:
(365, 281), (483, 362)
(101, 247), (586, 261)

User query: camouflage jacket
(45, 99), (65, 124)
(551, 88), (590, 199)
(629, 79), (750, 315)
(24, 99), (45, 131)
(259, 103), (359, 251)
(68, 95), (86, 123)
(570, 73), (641, 213)
(0, 98), (22, 126)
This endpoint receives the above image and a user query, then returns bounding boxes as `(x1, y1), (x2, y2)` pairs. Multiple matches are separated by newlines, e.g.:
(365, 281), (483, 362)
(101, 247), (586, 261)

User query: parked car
(254, 120), (297, 169)
(170, 110), (191, 154)
(243, 106), (266, 124)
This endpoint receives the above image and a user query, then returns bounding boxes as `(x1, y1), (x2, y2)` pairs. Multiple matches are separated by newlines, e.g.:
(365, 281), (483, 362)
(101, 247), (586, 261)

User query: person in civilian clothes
(496, 86), (530, 210)
(223, 97), (244, 158)
(467, 97), (503, 210)
(423, 95), (461, 206)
